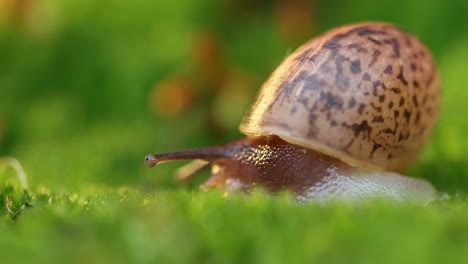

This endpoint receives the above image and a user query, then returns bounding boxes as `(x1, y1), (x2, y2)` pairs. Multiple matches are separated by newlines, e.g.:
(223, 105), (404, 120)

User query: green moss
(0, 185), (467, 263)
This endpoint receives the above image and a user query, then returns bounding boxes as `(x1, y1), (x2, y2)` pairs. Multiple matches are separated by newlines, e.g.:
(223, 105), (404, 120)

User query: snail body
(145, 22), (440, 203)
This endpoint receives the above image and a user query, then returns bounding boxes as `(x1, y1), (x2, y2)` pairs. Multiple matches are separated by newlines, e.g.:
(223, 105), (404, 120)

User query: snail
(145, 22), (441, 203)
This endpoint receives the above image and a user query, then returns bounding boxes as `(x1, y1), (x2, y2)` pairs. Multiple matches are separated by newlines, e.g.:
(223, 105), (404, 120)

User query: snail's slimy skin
(145, 136), (435, 204)
(295, 167), (435, 204)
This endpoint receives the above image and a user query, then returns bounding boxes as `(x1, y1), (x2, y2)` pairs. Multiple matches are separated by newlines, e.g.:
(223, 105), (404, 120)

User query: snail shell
(241, 22), (441, 172)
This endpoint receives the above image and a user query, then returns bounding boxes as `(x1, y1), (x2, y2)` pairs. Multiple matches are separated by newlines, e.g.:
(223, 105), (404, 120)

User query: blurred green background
(1, 0), (468, 263)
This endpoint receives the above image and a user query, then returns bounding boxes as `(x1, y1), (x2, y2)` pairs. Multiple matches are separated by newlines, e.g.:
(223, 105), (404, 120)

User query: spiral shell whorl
(240, 22), (440, 172)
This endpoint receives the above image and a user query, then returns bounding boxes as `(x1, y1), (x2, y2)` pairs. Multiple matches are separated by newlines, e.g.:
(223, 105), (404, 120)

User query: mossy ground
(1, 1), (468, 263)
(1, 183), (467, 264)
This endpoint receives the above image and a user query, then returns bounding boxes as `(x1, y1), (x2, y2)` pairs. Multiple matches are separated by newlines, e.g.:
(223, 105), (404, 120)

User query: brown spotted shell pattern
(240, 22), (441, 172)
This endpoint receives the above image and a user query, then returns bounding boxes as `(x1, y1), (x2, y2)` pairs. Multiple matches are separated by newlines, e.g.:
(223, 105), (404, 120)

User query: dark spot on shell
(405, 132), (411, 140)
(323, 37), (343, 50)
(372, 116), (384, 123)
(410, 63), (417, 71)
(390, 87), (401, 94)
(368, 49), (381, 67)
(278, 122), (292, 130)
(278, 69), (319, 105)
(399, 97), (405, 106)
(398, 133), (404, 142)
(388, 153), (393, 159)
(379, 95), (386, 102)
(291, 106), (297, 113)
(347, 44), (368, 53)
(388, 101), (394, 109)
(336, 75), (350, 88)
(358, 104), (366, 115)
(383, 38), (401, 58)
(297, 95), (309, 109)
(413, 80), (420, 88)
(394, 110), (400, 118)
(367, 37), (382, 45)
(415, 112), (421, 124)
(370, 143), (382, 158)
(412, 95), (419, 107)
(295, 75), (325, 107)
(334, 59), (350, 89)
(397, 66), (408, 86)
(342, 120), (372, 138)
(303, 74), (325, 91)
(382, 123), (398, 135)
(404, 110), (412, 122)
(382, 127), (393, 134)
(350, 60), (361, 74)
(362, 72), (371, 81)
(384, 65), (393, 74)
(335, 55), (347, 63)
(355, 27), (387, 36)
(321, 91), (344, 110)
(330, 120), (337, 127)
(348, 97), (356, 108)
(307, 113), (320, 138)
(335, 60), (343, 82)
(370, 102), (382, 112)
(373, 80), (381, 90)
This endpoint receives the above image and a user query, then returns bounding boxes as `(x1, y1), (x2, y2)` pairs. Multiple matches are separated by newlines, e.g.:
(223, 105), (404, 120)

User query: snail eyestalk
(144, 146), (228, 168)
